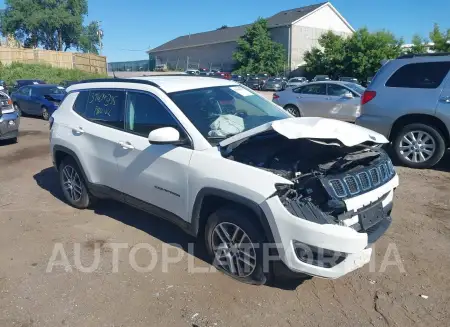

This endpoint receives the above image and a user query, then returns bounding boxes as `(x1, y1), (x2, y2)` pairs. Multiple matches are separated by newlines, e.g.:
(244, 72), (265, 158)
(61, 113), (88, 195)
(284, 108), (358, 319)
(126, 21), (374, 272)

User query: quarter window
(84, 90), (125, 129)
(386, 62), (450, 89)
(125, 91), (179, 137)
(73, 91), (89, 116)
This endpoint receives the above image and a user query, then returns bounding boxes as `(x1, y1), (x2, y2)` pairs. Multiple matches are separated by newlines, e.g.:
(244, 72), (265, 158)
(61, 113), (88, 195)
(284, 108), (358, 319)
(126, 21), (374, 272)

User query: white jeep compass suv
(50, 76), (399, 284)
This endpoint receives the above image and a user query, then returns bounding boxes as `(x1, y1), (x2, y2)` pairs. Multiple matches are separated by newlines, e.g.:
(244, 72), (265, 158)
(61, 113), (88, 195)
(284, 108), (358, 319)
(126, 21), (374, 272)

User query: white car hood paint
(219, 117), (388, 148)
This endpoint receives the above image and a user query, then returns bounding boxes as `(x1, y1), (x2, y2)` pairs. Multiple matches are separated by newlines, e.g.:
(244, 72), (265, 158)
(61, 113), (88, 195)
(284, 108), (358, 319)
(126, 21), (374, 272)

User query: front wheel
(284, 105), (301, 117)
(205, 206), (268, 285)
(392, 123), (446, 169)
(14, 103), (21, 117)
(42, 106), (50, 120)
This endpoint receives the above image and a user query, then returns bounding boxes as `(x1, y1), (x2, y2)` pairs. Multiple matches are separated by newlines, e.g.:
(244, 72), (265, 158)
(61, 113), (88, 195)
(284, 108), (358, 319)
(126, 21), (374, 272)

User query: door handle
(118, 141), (134, 150)
(72, 126), (84, 134)
(440, 96), (450, 103)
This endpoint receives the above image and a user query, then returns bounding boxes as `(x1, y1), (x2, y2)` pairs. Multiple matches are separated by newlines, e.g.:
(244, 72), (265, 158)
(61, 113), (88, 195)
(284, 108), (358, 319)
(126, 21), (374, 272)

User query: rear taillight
(272, 93), (280, 100)
(361, 90), (376, 105)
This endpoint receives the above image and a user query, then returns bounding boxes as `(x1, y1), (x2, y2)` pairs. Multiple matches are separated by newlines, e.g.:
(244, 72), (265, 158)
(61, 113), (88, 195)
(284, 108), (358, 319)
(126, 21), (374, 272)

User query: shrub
(0, 62), (108, 86)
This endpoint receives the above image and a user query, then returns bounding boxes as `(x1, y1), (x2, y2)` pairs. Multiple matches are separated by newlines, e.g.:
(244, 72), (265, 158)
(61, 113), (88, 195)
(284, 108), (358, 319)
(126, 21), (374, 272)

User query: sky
(1, 0), (449, 62)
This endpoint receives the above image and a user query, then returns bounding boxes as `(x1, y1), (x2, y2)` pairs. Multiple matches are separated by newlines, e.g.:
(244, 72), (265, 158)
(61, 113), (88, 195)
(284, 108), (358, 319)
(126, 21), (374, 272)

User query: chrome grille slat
(329, 179), (346, 198)
(357, 172), (371, 190)
(369, 168), (380, 186)
(344, 176), (359, 195)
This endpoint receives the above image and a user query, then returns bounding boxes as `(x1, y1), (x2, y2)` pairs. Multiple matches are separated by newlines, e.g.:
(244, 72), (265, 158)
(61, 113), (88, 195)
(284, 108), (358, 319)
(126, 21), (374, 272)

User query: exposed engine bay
(223, 132), (395, 232)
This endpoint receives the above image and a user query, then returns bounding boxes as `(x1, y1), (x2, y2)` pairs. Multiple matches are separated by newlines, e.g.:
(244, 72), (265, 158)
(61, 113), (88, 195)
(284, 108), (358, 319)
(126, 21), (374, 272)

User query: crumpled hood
(219, 117), (388, 148)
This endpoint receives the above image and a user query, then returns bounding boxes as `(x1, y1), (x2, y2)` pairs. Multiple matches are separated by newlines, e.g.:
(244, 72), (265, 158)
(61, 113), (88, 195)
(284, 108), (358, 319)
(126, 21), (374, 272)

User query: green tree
(429, 23), (450, 52)
(232, 18), (286, 75)
(78, 21), (102, 54)
(304, 28), (403, 81)
(409, 34), (428, 54)
(0, 0), (100, 52)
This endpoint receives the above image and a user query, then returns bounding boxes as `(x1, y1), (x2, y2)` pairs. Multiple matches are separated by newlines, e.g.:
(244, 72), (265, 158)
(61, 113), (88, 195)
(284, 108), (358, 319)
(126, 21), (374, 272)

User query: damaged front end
(224, 132), (396, 242)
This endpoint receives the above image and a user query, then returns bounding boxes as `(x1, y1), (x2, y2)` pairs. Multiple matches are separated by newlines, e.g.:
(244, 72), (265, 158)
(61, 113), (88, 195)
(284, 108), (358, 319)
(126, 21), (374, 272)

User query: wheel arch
(191, 188), (275, 244)
(389, 114), (450, 145)
(53, 145), (90, 184)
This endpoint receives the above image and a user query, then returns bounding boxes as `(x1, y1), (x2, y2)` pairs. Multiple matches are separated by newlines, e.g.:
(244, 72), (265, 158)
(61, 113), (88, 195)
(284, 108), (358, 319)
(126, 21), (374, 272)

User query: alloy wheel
(62, 165), (83, 202)
(211, 222), (257, 277)
(399, 130), (436, 163)
(42, 108), (49, 120)
(14, 104), (21, 116)
(285, 106), (300, 117)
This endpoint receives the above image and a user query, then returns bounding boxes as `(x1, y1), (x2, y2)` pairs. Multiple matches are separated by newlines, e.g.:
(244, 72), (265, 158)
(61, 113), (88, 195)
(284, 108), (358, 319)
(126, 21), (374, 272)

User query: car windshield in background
(169, 86), (289, 142)
(344, 82), (365, 94)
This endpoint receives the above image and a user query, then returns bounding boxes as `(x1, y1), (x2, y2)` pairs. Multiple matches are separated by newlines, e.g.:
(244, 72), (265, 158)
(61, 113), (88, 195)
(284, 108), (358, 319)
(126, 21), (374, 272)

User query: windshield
(169, 85), (289, 143)
(344, 82), (365, 94)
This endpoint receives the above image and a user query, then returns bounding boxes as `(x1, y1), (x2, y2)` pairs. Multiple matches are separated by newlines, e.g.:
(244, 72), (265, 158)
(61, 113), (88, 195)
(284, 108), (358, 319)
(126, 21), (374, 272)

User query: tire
(59, 157), (95, 209)
(14, 103), (21, 117)
(42, 106), (50, 120)
(392, 123), (446, 169)
(205, 206), (268, 285)
(284, 105), (301, 117)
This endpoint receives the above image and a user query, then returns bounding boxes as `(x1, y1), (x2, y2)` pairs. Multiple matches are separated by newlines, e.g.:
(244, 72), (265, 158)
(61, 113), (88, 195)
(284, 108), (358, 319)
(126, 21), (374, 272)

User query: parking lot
(1, 113), (449, 327)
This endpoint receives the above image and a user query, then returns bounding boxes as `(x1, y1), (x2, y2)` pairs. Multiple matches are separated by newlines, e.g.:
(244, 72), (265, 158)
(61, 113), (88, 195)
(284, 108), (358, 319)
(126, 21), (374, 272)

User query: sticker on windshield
(230, 86), (253, 97)
(57, 86), (65, 89)
(33, 81), (39, 84)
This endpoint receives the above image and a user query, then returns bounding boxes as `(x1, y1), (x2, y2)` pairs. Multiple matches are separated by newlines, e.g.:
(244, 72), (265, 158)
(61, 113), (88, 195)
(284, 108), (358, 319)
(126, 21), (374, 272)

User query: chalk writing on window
(94, 106), (112, 116)
(88, 92), (118, 107)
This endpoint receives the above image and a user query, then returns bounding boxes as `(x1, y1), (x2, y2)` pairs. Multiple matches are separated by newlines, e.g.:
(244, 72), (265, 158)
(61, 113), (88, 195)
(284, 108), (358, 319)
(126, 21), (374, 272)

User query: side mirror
(148, 127), (180, 145)
(342, 92), (354, 99)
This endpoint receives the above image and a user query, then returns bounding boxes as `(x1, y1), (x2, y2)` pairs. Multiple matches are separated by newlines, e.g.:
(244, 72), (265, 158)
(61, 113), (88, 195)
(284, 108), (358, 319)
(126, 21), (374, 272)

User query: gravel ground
(0, 116), (449, 327)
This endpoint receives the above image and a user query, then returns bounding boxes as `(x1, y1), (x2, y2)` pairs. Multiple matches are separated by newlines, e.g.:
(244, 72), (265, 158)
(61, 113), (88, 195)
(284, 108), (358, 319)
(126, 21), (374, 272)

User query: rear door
(68, 89), (126, 191)
(326, 83), (360, 122)
(294, 83), (328, 117)
(17, 86), (33, 114)
(435, 64), (450, 127)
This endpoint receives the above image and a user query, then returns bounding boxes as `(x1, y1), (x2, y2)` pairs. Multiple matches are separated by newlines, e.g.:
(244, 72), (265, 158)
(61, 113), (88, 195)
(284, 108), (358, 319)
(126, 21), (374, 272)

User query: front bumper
(0, 112), (19, 140)
(260, 174), (398, 279)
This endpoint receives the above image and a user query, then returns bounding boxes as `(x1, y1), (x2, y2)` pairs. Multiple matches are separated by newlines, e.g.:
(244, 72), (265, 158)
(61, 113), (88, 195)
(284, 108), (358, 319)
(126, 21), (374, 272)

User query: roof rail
(397, 52), (450, 59)
(78, 78), (160, 88)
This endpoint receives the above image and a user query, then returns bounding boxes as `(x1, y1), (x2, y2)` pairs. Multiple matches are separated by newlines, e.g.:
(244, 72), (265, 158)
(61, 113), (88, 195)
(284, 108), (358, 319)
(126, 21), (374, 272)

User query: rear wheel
(392, 123), (446, 169)
(59, 157), (95, 209)
(205, 206), (268, 285)
(284, 105), (301, 117)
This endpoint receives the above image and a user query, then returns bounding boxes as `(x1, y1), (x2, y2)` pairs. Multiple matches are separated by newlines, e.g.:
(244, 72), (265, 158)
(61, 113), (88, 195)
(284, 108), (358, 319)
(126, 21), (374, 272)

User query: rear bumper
(355, 114), (393, 139)
(0, 112), (19, 140)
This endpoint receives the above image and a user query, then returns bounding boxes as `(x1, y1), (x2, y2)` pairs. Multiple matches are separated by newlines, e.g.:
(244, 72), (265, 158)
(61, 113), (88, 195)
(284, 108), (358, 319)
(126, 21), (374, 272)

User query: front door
(435, 68), (450, 127)
(115, 90), (192, 222)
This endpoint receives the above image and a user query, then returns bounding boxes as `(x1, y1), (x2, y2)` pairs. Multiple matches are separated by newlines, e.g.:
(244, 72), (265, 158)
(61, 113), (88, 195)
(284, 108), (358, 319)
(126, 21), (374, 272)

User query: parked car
(339, 77), (359, 83)
(213, 71), (232, 80)
(0, 80), (9, 94)
(11, 84), (66, 120)
(155, 64), (168, 72)
(231, 74), (245, 83)
(312, 75), (330, 82)
(272, 81), (365, 122)
(245, 76), (263, 90)
(356, 53), (450, 169)
(262, 77), (286, 91)
(0, 91), (19, 143)
(286, 77), (308, 88)
(10, 79), (46, 94)
(185, 69), (200, 75)
(50, 76), (397, 284)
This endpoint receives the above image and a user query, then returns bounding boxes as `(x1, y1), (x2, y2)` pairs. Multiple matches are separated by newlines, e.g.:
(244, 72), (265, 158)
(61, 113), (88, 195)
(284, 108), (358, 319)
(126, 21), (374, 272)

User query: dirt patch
(19, 130), (46, 138)
(0, 144), (49, 165)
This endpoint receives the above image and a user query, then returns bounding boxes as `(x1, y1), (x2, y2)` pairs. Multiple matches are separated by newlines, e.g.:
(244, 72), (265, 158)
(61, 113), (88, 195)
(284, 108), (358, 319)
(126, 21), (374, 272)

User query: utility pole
(96, 21), (103, 55)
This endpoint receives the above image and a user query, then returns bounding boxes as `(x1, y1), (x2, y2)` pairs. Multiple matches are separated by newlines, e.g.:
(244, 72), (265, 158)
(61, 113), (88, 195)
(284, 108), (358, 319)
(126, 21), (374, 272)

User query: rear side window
(75, 90), (125, 129)
(386, 62), (450, 89)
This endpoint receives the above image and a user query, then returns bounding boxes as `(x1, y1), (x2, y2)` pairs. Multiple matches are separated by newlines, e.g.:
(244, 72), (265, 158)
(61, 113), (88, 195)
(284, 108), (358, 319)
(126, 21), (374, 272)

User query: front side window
(125, 91), (180, 137)
(386, 62), (450, 89)
(84, 90), (125, 129)
(20, 87), (31, 96)
(302, 84), (327, 95)
(169, 85), (289, 142)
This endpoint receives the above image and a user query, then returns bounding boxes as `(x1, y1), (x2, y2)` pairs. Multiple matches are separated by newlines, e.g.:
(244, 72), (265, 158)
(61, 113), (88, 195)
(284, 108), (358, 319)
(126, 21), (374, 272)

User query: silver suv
(356, 53), (450, 168)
